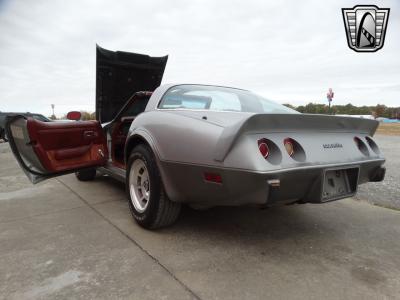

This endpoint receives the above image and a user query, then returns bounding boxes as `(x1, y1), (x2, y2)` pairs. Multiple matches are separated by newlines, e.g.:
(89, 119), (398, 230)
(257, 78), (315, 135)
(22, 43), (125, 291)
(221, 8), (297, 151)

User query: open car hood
(96, 45), (168, 123)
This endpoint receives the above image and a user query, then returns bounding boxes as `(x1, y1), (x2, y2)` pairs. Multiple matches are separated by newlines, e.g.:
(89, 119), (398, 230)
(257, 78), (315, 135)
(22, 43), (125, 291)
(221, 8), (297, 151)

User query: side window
(259, 98), (298, 114)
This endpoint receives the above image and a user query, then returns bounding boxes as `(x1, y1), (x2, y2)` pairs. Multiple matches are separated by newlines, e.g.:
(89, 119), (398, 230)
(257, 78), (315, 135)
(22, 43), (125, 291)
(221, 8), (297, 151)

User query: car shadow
(96, 174), (347, 250)
(178, 204), (342, 239)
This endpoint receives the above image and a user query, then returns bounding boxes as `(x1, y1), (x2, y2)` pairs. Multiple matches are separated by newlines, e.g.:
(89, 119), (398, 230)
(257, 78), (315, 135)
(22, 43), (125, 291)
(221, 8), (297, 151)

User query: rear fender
(125, 129), (179, 201)
(124, 129), (160, 164)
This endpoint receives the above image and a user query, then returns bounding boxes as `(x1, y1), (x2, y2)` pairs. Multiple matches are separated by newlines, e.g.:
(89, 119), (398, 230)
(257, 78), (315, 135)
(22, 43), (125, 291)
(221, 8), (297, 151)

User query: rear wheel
(126, 144), (181, 229)
(75, 168), (96, 181)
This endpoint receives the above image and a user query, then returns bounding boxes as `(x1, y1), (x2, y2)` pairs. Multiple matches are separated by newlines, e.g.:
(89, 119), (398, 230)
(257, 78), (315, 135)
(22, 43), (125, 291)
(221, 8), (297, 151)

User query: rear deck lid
(96, 45), (168, 123)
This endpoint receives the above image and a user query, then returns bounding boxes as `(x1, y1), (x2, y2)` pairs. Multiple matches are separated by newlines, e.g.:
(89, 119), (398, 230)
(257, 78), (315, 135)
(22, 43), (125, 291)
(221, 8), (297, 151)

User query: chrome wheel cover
(129, 159), (150, 213)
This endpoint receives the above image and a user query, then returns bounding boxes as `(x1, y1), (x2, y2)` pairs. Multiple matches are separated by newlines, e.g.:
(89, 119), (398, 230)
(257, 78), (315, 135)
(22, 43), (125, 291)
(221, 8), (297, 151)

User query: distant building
(376, 117), (400, 123)
(335, 114), (375, 120)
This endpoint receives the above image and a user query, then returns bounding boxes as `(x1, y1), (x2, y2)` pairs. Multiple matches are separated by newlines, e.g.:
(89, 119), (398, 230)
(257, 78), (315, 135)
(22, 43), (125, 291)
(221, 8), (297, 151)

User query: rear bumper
(263, 163), (385, 205)
(159, 159), (385, 207)
(370, 165), (386, 182)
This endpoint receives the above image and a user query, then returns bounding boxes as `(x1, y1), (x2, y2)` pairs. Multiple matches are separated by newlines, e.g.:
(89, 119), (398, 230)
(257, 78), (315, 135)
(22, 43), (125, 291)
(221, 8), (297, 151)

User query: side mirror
(66, 111), (81, 121)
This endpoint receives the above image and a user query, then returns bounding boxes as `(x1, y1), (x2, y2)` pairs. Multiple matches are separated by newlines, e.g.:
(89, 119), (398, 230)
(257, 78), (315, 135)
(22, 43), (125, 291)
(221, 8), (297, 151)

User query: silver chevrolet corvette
(6, 46), (385, 229)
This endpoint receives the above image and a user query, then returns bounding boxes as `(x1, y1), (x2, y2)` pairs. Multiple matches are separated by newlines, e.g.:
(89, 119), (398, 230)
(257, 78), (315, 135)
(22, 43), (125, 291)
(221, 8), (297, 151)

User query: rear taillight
(258, 139), (270, 158)
(203, 172), (222, 184)
(283, 138), (294, 156)
(365, 136), (380, 154)
(283, 138), (306, 162)
(257, 138), (282, 165)
(354, 137), (369, 156)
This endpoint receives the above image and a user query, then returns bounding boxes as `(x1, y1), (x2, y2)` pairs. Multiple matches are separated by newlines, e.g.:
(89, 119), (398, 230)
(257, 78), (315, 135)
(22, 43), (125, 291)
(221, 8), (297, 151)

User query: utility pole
(51, 104), (55, 120)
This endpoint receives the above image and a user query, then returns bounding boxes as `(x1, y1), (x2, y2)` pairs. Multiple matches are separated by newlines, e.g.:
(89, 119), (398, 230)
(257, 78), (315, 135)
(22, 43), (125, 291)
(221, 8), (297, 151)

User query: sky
(0, 0), (399, 117)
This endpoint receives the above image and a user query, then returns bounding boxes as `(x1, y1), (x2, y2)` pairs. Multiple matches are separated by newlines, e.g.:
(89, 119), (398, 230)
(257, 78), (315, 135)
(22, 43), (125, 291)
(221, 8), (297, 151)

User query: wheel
(75, 168), (96, 181)
(126, 144), (181, 229)
(0, 128), (7, 142)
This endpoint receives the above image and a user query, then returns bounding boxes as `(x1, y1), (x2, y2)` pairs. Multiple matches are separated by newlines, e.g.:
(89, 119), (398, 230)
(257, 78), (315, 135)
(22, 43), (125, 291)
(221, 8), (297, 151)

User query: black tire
(126, 144), (181, 229)
(75, 168), (97, 181)
(0, 128), (7, 142)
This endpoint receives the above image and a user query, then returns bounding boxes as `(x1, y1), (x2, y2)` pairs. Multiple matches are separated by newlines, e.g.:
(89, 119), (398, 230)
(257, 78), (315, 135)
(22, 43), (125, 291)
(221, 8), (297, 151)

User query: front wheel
(126, 144), (181, 229)
(0, 128), (7, 142)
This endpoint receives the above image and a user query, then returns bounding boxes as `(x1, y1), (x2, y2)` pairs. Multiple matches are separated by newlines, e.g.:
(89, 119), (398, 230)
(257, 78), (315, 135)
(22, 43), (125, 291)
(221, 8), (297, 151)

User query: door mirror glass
(67, 111), (81, 121)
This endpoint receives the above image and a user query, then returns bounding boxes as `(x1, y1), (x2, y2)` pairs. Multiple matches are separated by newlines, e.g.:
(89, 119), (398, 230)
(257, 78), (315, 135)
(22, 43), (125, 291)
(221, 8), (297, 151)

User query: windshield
(158, 85), (298, 114)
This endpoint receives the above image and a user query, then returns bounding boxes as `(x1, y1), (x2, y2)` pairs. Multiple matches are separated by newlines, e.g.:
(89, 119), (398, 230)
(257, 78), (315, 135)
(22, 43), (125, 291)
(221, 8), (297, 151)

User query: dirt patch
(376, 123), (400, 136)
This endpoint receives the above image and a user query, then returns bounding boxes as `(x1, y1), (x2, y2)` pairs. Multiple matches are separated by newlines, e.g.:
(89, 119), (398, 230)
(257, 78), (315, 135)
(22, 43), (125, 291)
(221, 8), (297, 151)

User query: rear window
(158, 85), (298, 114)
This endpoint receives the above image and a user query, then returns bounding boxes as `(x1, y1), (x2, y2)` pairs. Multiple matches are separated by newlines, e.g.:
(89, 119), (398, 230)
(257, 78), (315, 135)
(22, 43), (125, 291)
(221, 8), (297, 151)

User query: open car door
(6, 116), (108, 184)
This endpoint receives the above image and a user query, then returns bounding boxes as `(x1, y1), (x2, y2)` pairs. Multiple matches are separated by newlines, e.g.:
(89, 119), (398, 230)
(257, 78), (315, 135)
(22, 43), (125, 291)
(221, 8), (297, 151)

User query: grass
(376, 123), (400, 136)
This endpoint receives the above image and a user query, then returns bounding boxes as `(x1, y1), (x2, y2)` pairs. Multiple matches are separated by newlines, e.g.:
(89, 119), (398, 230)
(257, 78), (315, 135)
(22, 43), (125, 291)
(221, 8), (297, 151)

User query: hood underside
(96, 45), (168, 123)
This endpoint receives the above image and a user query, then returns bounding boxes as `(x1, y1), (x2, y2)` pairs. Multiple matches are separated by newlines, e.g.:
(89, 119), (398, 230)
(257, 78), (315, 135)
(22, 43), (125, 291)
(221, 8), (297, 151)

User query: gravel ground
(356, 134), (400, 209)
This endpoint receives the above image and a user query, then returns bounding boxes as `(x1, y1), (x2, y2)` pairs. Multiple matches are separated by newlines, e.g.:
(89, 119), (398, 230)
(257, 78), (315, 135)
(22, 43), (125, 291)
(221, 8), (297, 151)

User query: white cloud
(0, 0), (399, 117)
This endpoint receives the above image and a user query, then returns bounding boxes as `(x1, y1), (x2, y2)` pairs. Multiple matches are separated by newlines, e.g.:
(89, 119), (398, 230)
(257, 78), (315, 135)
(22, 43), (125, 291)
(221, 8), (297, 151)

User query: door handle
(83, 131), (97, 139)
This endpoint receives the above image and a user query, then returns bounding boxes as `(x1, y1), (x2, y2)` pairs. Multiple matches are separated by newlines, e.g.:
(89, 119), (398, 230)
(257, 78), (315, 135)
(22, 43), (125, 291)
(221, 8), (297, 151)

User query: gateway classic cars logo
(342, 5), (390, 52)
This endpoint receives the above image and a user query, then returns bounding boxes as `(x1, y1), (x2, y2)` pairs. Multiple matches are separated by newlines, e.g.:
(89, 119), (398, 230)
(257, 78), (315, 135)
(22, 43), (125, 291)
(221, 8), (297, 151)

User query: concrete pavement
(1, 142), (400, 299)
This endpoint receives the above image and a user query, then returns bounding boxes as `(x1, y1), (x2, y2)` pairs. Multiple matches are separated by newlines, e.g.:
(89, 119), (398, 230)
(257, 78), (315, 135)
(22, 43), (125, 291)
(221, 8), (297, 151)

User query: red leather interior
(110, 119), (132, 169)
(54, 145), (91, 160)
(27, 119), (107, 173)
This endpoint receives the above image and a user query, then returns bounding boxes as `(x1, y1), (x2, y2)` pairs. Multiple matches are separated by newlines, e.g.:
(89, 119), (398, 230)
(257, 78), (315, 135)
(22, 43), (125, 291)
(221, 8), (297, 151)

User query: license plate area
(321, 167), (359, 202)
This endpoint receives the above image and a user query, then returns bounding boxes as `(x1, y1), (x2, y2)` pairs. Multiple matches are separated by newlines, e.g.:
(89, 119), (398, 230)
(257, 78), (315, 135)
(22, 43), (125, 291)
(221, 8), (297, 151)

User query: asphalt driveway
(0, 138), (399, 299)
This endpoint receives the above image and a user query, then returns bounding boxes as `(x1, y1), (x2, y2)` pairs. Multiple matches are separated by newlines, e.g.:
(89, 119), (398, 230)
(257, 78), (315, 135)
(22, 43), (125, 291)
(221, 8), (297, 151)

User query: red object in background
(327, 88), (334, 102)
(67, 111), (82, 121)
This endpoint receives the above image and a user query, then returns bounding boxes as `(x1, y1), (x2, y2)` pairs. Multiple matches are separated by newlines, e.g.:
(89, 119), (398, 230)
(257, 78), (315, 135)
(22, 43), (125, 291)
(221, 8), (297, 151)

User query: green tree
(287, 102), (399, 118)
(374, 104), (386, 118)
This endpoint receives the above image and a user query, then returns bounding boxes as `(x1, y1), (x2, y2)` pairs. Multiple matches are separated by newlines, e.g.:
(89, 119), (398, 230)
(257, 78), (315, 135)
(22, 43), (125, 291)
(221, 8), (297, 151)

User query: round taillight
(258, 139), (270, 158)
(365, 136), (380, 154)
(283, 138), (306, 162)
(284, 138), (294, 156)
(354, 137), (369, 156)
(257, 138), (282, 164)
